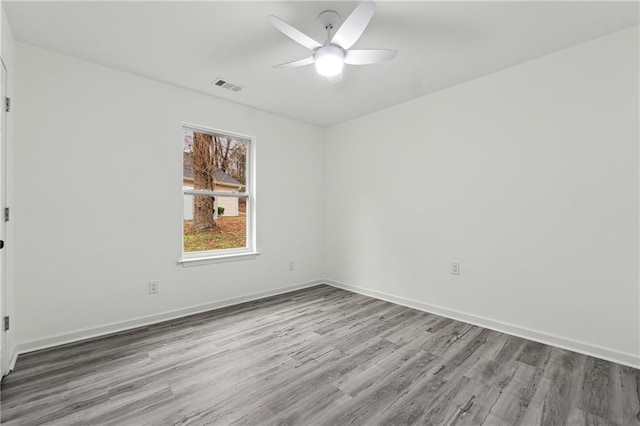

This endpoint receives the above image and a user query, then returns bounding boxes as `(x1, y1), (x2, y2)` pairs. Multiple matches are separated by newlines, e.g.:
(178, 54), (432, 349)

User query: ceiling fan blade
(267, 15), (322, 51)
(344, 49), (398, 65)
(273, 56), (315, 69)
(330, 1), (376, 50)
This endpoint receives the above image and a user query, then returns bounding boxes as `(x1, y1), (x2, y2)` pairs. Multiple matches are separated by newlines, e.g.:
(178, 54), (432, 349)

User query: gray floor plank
(2, 284), (639, 425)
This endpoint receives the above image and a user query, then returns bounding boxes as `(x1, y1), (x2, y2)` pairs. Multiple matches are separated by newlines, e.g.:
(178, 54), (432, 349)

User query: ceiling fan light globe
(314, 46), (345, 77)
(315, 56), (343, 77)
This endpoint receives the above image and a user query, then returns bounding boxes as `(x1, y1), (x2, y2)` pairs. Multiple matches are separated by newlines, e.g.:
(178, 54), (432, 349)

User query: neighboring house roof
(183, 153), (243, 188)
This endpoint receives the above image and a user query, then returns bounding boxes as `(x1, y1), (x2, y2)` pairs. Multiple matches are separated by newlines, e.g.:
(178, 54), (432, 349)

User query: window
(180, 124), (256, 264)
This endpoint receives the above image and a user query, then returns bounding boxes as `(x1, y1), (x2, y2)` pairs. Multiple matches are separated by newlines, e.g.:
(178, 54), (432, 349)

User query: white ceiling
(4, 1), (639, 128)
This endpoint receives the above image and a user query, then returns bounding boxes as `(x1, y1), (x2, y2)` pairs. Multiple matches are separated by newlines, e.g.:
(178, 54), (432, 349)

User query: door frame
(1, 57), (9, 376)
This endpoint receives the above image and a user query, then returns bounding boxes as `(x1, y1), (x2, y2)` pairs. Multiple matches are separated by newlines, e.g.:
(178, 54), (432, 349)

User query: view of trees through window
(183, 128), (249, 253)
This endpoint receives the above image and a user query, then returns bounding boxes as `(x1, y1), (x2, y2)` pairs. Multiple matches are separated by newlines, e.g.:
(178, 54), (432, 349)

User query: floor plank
(1, 285), (639, 425)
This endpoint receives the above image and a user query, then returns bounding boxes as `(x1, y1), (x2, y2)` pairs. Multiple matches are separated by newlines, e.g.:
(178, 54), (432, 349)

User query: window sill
(178, 251), (260, 267)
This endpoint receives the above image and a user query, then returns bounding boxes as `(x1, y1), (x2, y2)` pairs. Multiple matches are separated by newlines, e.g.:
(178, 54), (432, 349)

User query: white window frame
(178, 123), (258, 266)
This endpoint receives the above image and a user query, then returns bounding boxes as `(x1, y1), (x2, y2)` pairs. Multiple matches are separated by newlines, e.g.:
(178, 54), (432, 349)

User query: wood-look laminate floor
(1, 285), (639, 425)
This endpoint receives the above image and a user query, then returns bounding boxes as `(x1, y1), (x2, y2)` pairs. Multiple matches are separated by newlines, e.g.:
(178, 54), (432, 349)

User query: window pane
(183, 195), (247, 252)
(183, 129), (248, 193)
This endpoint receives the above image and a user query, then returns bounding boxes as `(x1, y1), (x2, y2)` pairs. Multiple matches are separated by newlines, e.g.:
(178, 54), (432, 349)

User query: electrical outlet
(451, 262), (460, 275)
(149, 280), (159, 294)
(289, 261), (294, 271)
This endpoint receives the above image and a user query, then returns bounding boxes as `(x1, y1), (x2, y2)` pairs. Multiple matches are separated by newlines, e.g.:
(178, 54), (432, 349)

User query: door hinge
(5, 97), (10, 113)
(4, 207), (9, 222)
(3, 316), (9, 331)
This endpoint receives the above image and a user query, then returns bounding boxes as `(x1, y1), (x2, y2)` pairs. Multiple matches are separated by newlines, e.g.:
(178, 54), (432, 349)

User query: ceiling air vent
(211, 78), (243, 93)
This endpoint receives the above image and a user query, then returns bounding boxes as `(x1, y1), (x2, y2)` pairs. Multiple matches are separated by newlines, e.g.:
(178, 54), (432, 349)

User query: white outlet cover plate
(451, 262), (460, 275)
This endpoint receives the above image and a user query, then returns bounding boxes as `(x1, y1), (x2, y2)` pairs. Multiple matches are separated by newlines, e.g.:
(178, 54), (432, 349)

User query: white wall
(1, 6), (16, 371)
(325, 27), (640, 367)
(13, 43), (325, 348)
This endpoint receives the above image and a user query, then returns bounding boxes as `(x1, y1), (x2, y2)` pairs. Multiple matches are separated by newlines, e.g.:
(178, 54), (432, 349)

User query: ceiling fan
(268, 1), (398, 80)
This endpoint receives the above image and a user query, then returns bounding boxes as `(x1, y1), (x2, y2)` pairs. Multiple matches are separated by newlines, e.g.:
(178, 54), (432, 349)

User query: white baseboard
(1, 344), (19, 377)
(12, 278), (639, 370)
(15, 279), (325, 357)
(324, 279), (640, 369)
(8, 345), (18, 372)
